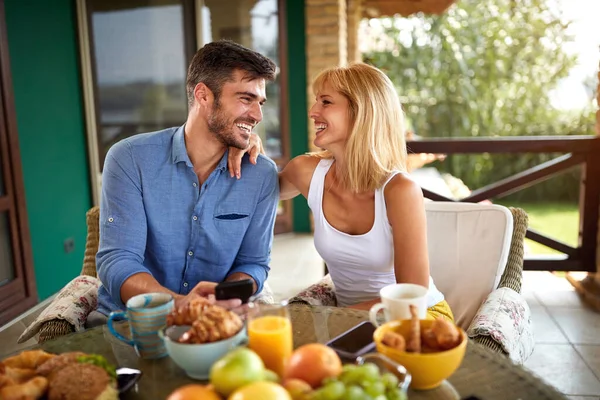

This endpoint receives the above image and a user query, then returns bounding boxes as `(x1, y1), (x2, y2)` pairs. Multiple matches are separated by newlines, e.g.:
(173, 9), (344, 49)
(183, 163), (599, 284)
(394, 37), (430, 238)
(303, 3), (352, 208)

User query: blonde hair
(311, 63), (407, 193)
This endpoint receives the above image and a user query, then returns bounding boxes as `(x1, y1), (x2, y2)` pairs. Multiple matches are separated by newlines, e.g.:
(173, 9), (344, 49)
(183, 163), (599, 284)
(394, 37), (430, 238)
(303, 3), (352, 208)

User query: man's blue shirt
(96, 126), (278, 315)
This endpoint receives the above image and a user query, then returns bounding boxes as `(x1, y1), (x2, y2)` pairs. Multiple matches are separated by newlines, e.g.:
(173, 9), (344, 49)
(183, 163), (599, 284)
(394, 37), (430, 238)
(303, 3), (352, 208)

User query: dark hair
(186, 40), (277, 107)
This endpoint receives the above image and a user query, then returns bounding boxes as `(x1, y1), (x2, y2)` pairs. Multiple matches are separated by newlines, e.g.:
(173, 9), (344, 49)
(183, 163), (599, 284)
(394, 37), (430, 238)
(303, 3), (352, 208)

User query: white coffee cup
(369, 283), (428, 327)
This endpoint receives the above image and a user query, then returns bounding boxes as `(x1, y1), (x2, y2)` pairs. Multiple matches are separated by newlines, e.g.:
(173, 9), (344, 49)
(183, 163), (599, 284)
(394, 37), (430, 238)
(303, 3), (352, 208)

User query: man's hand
(226, 272), (258, 294)
(176, 281), (242, 310)
(228, 133), (264, 179)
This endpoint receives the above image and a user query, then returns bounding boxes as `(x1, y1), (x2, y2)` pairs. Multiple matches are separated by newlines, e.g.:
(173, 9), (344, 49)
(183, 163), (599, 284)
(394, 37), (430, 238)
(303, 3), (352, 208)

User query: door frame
(0, 0), (37, 325)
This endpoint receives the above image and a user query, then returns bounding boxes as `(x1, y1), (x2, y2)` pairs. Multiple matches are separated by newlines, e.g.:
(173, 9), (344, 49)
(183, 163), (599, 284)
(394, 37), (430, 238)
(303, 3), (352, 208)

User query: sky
(550, 0), (600, 110)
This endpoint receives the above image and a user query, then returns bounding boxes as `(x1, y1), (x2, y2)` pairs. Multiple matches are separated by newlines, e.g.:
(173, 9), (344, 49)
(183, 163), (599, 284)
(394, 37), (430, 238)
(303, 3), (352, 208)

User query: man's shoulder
(106, 127), (178, 160)
(120, 127), (178, 148)
(255, 154), (278, 170)
(243, 154), (278, 176)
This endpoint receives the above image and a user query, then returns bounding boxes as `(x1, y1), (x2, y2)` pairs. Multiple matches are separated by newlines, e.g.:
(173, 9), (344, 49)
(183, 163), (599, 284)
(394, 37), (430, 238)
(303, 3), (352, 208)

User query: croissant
(0, 376), (48, 400)
(0, 374), (16, 389)
(175, 303), (243, 344)
(381, 331), (406, 352)
(3, 367), (38, 383)
(167, 296), (213, 326)
(429, 319), (460, 350)
(2, 350), (55, 370)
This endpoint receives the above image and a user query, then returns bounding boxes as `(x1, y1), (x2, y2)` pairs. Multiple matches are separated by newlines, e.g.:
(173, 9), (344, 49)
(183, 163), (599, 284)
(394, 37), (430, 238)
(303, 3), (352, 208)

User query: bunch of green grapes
(309, 363), (407, 400)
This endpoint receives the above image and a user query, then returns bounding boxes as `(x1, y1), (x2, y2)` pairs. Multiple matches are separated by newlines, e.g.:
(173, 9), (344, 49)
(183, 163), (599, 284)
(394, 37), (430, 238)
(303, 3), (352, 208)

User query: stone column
(305, 0), (348, 151)
(346, 0), (363, 64)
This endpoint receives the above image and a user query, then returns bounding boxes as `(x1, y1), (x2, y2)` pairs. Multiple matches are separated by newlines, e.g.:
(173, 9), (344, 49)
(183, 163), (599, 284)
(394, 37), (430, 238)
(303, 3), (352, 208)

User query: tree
(363, 0), (595, 201)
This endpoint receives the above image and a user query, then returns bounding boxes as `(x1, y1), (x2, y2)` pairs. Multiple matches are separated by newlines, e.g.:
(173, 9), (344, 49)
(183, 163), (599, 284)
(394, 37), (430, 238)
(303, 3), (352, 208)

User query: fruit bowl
(159, 325), (247, 380)
(373, 319), (467, 390)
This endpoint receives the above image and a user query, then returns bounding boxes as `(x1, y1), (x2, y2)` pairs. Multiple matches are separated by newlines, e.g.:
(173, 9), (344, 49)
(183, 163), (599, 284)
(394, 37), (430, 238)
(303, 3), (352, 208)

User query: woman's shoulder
(285, 154), (323, 175)
(383, 173), (423, 203)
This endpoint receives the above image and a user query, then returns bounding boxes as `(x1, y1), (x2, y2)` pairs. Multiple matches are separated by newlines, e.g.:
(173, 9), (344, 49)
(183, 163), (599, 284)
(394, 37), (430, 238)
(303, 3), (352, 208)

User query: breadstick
(406, 304), (421, 353)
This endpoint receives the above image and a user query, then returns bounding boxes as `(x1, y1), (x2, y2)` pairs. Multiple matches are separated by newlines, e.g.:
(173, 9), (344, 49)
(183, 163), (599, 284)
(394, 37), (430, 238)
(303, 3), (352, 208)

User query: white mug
(369, 283), (428, 327)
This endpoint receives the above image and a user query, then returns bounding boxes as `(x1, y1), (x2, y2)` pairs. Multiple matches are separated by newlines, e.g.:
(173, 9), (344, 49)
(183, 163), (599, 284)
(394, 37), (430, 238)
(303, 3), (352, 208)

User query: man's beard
(207, 98), (249, 150)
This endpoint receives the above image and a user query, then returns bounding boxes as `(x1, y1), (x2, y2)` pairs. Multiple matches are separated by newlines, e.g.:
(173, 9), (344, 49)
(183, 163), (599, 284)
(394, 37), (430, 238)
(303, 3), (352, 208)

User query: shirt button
(188, 251), (193, 256)
(108, 217), (114, 223)
(183, 282), (188, 287)
(192, 182), (197, 187)
(192, 215), (198, 221)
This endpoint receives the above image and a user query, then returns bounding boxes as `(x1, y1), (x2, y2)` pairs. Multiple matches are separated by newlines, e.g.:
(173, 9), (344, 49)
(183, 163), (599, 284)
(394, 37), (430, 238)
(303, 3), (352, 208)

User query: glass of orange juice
(246, 299), (293, 377)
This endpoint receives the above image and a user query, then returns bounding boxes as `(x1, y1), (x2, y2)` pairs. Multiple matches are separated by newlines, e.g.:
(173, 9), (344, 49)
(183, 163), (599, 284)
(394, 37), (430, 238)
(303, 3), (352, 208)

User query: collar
(172, 124), (228, 172)
(172, 125), (193, 167)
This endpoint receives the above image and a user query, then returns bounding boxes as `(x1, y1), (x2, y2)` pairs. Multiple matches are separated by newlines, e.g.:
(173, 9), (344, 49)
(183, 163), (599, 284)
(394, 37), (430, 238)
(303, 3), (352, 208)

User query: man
(95, 40), (279, 317)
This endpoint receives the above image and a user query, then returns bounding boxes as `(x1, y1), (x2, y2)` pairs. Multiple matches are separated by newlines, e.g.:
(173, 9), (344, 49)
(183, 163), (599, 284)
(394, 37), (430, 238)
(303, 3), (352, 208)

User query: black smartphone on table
(325, 320), (377, 359)
(215, 279), (254, 304)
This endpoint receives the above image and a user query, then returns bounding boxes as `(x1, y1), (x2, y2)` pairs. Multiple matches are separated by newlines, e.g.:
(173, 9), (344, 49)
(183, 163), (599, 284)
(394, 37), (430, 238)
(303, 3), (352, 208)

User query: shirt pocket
(215, 213), (249, 220)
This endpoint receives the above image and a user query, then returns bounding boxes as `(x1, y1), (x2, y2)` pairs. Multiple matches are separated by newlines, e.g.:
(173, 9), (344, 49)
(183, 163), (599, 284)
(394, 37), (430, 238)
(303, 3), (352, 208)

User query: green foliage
(364, 0), (596, 201)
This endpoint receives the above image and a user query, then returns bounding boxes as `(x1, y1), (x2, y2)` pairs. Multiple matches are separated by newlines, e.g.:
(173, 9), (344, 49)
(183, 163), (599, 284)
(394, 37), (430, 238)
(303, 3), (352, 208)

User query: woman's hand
(228, 133), (264, 179)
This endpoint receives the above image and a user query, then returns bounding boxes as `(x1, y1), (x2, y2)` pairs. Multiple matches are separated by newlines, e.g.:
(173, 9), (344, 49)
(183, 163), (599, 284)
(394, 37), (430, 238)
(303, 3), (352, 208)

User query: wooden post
(568, 55), (600, 311)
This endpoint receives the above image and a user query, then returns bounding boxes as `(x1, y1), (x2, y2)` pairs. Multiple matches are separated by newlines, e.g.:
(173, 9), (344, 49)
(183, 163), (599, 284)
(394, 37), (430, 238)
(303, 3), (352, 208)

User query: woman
(233, 63), (452, 320)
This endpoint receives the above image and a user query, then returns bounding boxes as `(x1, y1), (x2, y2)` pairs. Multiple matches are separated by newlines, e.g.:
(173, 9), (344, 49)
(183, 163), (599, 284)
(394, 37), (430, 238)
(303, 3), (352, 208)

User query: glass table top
(19, 304), (565, 400)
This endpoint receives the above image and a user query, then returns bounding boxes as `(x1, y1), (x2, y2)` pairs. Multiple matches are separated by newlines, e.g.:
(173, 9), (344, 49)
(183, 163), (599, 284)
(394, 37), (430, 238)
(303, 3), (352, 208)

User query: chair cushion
(425, 202), (513, 328)
(18, 276), (100, 343)
(467, 287), (535, 364)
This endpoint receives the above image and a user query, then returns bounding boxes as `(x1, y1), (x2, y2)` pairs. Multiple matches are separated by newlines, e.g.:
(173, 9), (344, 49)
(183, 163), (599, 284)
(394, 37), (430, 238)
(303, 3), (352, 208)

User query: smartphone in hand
(215, 279), (254, 304)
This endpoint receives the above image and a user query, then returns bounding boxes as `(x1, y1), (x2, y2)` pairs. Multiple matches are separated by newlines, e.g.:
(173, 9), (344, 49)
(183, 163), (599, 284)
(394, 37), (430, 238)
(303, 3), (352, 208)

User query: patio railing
(408, 135), (600, 272)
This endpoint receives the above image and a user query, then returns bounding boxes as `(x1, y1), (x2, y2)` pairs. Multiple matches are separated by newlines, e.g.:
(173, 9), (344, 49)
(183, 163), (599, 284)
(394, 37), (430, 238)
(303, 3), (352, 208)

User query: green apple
(209, 348), (266, 396)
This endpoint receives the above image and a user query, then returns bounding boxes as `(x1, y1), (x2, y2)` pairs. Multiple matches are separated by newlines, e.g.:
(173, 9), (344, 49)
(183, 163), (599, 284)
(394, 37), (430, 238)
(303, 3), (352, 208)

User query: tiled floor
(1, 233), (600, 399)
(522, 272), (600, 399)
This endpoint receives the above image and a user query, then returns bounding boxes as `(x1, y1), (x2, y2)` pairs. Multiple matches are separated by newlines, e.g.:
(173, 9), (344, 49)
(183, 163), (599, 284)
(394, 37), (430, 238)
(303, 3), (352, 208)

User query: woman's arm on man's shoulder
(384, 174), (430, 288)
(279, 155), (320, 201)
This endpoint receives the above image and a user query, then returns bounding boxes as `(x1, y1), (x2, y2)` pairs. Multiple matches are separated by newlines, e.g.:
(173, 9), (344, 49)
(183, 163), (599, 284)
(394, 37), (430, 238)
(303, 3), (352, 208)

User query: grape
(321, 377), (337, 386)
(318, 381), (346, 400)
(381, 372), (400, 389)
(359, 363), (381, 381)
(339, 368), (363, 385)
(342, 364), (358, 371)
(363, 380), (386, 397)
(344, 385), (371, 400)
(386, 388), (408, 400)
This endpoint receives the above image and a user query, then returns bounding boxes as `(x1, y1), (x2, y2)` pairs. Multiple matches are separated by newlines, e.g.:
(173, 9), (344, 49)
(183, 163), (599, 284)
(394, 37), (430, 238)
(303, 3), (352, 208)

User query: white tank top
(308, 159), (444, 307)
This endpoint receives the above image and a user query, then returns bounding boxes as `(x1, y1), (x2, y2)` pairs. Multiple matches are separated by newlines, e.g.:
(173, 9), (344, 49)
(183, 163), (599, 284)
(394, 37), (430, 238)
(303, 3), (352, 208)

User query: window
(80, 0), (291, 232)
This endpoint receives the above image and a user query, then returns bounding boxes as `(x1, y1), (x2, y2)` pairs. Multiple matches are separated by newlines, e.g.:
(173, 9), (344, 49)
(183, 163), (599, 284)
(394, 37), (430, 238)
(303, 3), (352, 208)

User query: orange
(228, 381), (291, 400)
(167, 384), (221, 400)
(283, 344), (342, 388)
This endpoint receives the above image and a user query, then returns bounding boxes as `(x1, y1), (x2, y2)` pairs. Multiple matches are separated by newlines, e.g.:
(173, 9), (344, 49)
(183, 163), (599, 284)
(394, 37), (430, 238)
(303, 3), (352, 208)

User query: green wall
(5, 0), (91, 300)
(285, 0), (311, 233)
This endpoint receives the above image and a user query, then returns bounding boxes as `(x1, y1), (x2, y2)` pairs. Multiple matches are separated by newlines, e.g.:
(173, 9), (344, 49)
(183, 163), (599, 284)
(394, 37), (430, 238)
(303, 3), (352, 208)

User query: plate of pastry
(0, 349), (141, 400)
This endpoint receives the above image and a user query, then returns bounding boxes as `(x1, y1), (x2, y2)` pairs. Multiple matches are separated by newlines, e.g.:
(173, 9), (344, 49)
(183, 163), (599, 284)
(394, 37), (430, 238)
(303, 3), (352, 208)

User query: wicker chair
(38, 206), (99, 342)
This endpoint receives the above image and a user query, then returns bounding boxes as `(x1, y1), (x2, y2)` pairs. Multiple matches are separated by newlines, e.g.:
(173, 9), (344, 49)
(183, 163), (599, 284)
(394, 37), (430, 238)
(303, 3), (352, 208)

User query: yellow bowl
(373, 319), (467, 390)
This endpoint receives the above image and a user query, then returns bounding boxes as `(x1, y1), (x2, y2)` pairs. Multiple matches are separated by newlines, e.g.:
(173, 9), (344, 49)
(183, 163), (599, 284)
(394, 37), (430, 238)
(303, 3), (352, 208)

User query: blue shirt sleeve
(96, 141), (151, 309)
(227, 158), (279, 293)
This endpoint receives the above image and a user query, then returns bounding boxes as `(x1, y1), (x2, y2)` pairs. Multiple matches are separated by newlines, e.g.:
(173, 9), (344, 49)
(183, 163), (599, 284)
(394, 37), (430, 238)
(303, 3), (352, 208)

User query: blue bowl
(159, 325), (247, 380)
